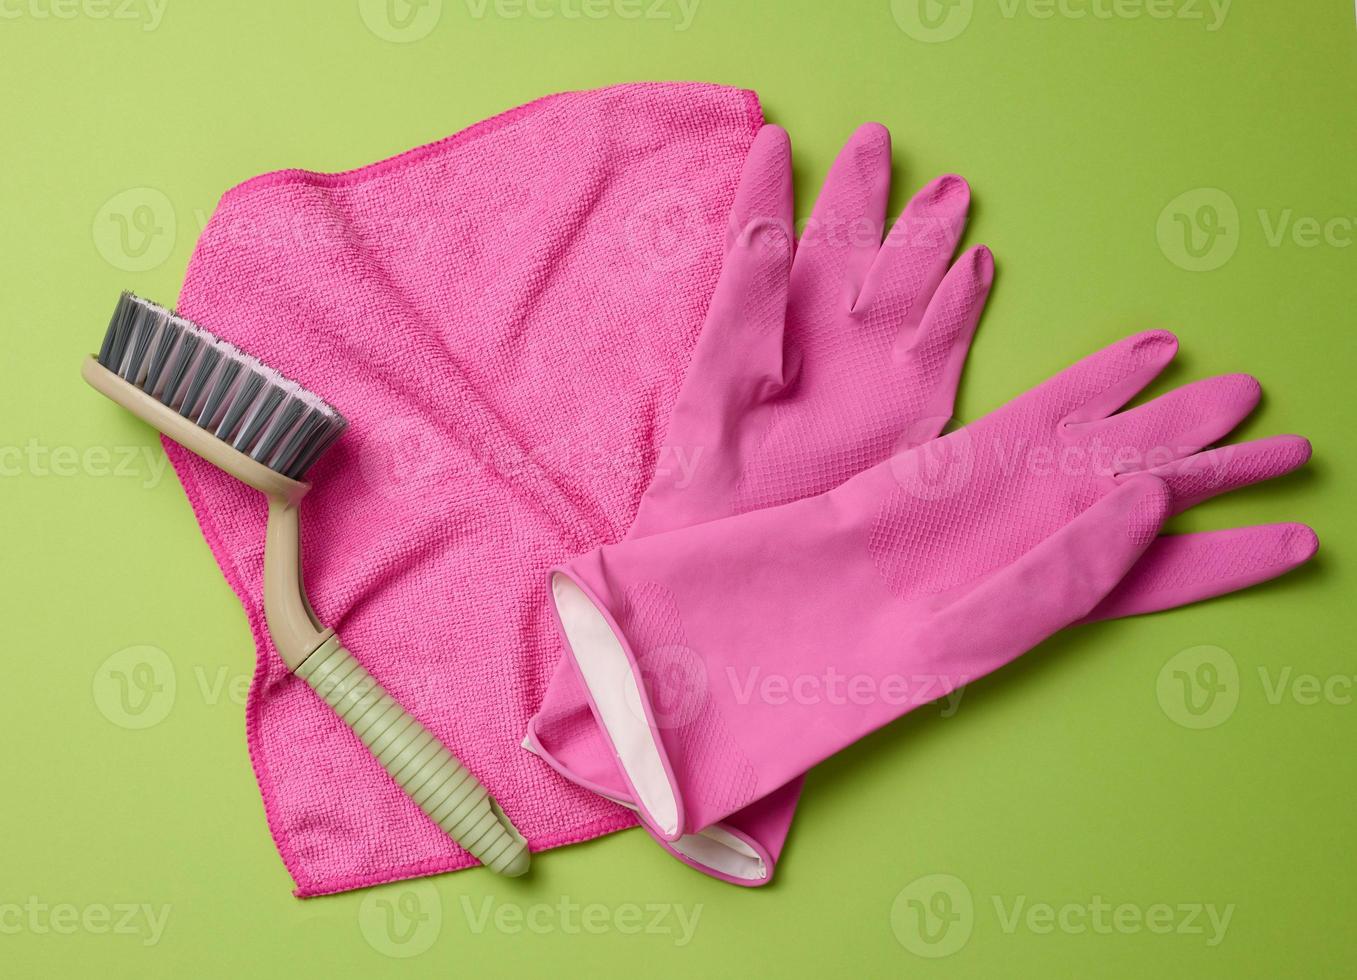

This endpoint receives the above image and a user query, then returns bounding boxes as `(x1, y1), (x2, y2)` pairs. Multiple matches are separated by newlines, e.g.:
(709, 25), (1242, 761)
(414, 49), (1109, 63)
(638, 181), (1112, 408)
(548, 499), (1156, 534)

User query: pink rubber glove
(547, 331), (1316, 846)
(526, 120), (995, 882)
(529, 122), (1317, 883)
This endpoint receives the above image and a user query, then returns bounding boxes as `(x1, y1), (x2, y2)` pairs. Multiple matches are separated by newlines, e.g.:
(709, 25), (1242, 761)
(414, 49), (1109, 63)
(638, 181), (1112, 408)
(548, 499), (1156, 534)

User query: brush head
(96, 292), (347, 480)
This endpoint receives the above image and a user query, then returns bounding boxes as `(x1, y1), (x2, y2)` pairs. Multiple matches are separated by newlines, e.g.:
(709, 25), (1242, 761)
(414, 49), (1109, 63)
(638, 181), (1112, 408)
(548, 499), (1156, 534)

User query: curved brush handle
(296, 637), (530, 877)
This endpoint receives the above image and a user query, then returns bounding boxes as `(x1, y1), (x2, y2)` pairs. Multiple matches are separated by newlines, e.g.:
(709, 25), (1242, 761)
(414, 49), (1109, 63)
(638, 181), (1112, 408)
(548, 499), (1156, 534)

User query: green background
(3, 1), (1353, 976)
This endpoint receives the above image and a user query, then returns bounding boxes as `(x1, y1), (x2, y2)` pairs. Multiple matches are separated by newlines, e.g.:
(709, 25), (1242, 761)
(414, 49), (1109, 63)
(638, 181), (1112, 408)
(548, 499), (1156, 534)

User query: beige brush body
(84, 294), (530, 878)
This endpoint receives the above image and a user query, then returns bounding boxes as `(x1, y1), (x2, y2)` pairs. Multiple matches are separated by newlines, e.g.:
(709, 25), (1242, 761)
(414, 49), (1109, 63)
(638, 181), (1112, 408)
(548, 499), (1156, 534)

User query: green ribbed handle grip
(295, 637), (530, 877)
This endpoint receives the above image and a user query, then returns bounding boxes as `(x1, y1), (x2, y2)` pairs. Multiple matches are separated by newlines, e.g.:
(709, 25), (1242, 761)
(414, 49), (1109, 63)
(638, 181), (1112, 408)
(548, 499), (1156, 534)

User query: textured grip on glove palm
(526, 124), (1316, 884)
(547, 332), (1316, 842)
(298, 638), (530, 877)
(526, 122), (994, 882)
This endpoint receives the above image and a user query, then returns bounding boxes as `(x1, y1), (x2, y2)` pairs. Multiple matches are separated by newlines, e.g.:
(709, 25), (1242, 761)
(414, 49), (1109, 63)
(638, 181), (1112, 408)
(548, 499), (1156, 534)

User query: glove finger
(791, 123), (891, 304)
(898, 245), (995, 437)
(854, 174), (971, 323)
(1073, 373), (1261, 466)
(1044, 330), (1179, 427)
(725, 124), (795, 255)
(1078, 523), (1318, 623)
(655, 779), (802, 886)
(931, 478), (1171, 676)
(524, 655), (635, 796)
(1138, 434), (1312, 515)
(690, 125), (794, 395)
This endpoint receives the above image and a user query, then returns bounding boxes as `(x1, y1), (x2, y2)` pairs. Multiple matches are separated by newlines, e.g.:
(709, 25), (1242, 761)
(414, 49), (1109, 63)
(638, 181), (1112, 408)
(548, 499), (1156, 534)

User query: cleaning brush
(83, 292), (530, 878)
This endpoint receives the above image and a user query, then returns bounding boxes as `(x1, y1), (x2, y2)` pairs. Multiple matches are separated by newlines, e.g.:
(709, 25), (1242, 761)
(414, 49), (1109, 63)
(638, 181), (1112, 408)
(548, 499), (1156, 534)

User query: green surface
(2, 1), (1353, 976)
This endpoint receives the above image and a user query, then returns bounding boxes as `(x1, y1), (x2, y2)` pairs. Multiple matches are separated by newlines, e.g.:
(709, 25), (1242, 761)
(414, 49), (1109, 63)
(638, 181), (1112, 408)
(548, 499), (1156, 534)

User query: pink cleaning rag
(165, 82), (761, 896)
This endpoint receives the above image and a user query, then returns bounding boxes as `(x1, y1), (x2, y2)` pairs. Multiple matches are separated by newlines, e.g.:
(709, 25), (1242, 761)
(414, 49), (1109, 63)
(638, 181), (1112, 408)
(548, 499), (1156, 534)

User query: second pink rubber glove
(547, 330), (1316, 844)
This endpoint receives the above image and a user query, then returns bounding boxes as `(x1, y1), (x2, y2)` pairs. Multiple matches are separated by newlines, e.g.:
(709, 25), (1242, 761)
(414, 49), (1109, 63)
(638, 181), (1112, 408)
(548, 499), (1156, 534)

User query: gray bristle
(97, 292), (348, 480)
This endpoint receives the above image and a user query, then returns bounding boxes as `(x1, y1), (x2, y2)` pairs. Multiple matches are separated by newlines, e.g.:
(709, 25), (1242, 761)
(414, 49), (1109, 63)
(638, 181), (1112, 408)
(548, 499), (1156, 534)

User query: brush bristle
(97, 292), (347, 480)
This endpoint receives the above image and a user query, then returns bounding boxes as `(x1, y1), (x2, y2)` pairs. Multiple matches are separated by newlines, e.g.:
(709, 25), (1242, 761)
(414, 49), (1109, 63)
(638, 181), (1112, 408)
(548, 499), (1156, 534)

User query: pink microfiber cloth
(165, 82), (762, 896)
